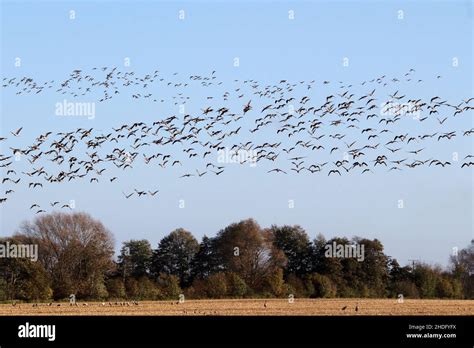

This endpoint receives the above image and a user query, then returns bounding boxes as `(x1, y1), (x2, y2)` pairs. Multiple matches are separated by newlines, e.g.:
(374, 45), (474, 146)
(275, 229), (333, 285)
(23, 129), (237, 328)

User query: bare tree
(17, 212), (115, 299)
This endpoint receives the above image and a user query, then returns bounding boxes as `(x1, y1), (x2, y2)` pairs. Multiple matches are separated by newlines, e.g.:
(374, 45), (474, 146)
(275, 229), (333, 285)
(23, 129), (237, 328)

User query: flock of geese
(1, 67), (473, 213)
(12, 299), (360, 314)
(13, 300), (140, 308)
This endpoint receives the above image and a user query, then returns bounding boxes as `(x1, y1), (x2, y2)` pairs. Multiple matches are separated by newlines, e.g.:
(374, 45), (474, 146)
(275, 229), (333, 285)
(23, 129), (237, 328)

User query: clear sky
(0, 0), (473, 267)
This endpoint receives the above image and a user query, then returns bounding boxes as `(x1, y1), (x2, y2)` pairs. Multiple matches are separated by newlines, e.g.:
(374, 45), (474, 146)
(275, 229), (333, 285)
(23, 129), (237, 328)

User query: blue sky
(1, 0), (473, 266)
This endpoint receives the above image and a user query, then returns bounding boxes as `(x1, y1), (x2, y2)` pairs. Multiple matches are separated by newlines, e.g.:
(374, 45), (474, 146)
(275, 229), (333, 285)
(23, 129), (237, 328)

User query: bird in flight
(0, 67), (471, 212)
(10, 127), (23, 137)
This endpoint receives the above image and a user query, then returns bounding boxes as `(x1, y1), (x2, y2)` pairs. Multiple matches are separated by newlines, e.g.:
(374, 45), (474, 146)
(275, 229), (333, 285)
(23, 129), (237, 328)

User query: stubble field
(0, 299), (473, 316)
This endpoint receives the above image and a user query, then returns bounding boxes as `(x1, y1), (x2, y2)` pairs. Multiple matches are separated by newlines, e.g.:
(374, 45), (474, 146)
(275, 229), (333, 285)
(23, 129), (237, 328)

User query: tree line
(0, 212), (472, 302)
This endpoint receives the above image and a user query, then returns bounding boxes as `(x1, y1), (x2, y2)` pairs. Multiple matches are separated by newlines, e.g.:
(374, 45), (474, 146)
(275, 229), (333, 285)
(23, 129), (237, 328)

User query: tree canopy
(0, 213), (471, 302)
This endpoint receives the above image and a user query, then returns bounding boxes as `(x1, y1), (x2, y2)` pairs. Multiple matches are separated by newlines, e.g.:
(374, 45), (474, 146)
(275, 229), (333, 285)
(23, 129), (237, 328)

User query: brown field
(0, 299), (473, 316)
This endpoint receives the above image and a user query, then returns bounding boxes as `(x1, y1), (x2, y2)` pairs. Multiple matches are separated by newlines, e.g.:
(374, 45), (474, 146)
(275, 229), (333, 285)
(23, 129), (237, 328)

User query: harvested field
(0, 299), (473, 316)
